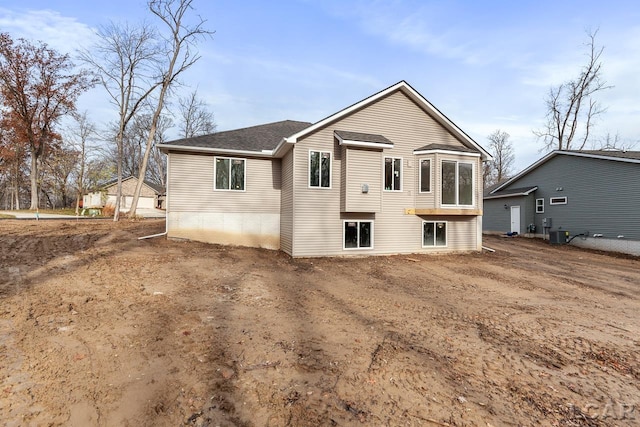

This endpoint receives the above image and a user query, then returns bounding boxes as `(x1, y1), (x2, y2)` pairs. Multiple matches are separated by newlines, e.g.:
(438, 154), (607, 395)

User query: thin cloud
(315, 0), (519, 67)
(0, 8), (96, 53)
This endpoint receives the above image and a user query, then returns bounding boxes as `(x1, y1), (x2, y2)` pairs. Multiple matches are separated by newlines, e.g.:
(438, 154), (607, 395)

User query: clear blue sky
(1, 0), (639, 170)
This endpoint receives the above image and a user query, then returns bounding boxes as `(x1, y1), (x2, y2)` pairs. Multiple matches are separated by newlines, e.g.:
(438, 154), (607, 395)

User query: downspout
(138, 227), (167, 240)
(138, 152), (170, 240)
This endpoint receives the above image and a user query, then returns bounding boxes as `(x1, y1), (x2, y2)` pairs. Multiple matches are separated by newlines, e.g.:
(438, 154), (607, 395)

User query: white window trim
(383, 156), (403, 192)
(308, 149), (332, 189)
(214, 156), (246, 192)
(536, 198), (544, 213)
(441, 160), (475, 207)
(422, 220), (447, 248)
(550, 196), (567, 205)
(343, 220), (374, 250)
(419, 158), (432, 193)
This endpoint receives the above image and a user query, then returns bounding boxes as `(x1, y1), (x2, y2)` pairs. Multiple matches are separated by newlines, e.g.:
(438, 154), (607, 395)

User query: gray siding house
(484, 150), (640, 255)
(159, 81), (493, 256)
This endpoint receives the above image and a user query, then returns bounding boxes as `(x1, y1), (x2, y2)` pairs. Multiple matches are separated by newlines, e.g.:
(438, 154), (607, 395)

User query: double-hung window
(384, 157), (402, 191)
(419, 159), (431, 192)
(423, 221), (447, 247)
(344, 221), (373, 250)
(441, 160), (473, 206)
(215, 157), (245, 191)
(536, 198), (544, 213)
(310, 150), (331, 188)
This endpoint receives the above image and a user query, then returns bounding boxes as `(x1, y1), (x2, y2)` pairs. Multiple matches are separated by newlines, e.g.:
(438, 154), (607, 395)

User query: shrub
(102, 204), (115, 217)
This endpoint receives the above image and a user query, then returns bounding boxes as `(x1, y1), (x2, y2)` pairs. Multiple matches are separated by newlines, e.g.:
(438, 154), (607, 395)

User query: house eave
(272, 137), (294, 157)
(413, 149), (480, 157)
(484, 186), (538, 200)
(337, 139), (393, 149)
(159, 144), (274, 158)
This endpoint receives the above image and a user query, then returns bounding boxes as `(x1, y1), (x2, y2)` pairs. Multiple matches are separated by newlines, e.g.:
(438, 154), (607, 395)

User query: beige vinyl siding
(106, 178), (157, 198)
(168, 152), (280, 213)
(340, 147), (346, 213)
(105, 177), (158, 209)
(166, 152), (281, 250)
(280, 150), (294, 255)
(291, 90), (481, 256)
(414, 155), (436, 209)
(343, 147), (382, 212)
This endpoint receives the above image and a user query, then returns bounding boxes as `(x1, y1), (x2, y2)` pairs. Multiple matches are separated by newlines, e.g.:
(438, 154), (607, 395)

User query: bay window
(442, 160), (473, 206)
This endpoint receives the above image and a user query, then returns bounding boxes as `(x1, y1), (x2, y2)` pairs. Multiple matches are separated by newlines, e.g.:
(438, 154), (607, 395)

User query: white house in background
(83, 176), (165, 211)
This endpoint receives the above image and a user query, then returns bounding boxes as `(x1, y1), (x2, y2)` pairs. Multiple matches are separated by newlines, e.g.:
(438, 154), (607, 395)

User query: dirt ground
(0, 219), (638, 426)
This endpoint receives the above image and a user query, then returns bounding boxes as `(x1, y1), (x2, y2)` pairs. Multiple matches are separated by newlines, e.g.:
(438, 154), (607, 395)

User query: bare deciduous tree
(0, 33), (92, 210)
(131, 112), (172, 187)
(178, 90), (216, 138)
(592, 131), (638, 151)
(534, 30), (612, 152)
(66, 111), (97, 214)
(129, 0), (213, 217)
(79, 22), (161, 220)
(110, 112), (172, 186)
(484, 129), (514, 188)
(40, 146), (79, 209)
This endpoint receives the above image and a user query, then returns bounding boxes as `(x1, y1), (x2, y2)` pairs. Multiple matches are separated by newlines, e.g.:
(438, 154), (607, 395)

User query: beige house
(105, 176), (165, 210)
(159, 81), (492, 256)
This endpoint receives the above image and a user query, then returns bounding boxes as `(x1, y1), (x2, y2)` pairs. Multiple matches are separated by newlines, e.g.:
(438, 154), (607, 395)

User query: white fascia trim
(558, 150), (640, 164)
(414, 149), (480, 157)
(340, 139), (393, 149)
(285, 82), (404, 143)
(399, 84), (493, 161)
(272, 137), (294, 157)
(490, 151), (556, 194)
(484, 187), (538, 200)
(159, 144), (274, 158)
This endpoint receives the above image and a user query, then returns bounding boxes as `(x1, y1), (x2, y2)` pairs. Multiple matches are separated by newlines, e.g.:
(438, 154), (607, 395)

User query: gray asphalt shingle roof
(566, 150), (640, 161)
(162, 120), (312, 152)
(414, 143), (478, 153)
(334, 130), (393, 146)
(484, 186), (538, 199)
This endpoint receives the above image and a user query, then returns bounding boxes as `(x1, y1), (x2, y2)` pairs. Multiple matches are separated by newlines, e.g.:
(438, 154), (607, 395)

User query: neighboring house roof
(489, 150), (640, 194)
(484, 186), (538, 200)
(565, 149), (640, 161)
(102, 176), (165, 195)
(159, 120), (312, 155)
(281, 80), (493, 160)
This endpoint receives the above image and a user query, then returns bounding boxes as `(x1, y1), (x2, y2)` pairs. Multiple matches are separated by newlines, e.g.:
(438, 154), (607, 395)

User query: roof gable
(103, 176), (165, 194)
(490, 150), (640, 194)
(284, 81), (492, 160)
